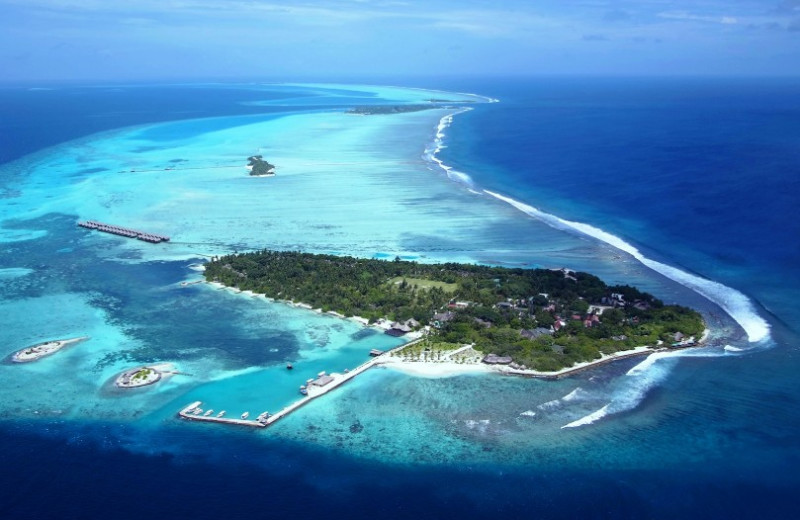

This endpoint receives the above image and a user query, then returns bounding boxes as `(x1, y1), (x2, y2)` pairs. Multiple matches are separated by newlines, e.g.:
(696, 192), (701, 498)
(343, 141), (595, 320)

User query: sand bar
(11, 336), (89, 363)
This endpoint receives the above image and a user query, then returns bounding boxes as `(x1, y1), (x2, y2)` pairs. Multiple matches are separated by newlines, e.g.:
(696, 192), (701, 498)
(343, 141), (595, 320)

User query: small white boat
(241, 411), (249, 419)
(217, 410), (226, 417)
(204, 409), (214, 417)
(193, 408), (203, 415)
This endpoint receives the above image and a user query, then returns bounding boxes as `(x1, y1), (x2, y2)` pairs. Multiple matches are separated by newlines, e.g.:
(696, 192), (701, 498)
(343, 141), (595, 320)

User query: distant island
(426, 98), (473, 103)
(247, 155), (275, 176)
(346, 105), (445, 115)
(204, 251), (705, 372)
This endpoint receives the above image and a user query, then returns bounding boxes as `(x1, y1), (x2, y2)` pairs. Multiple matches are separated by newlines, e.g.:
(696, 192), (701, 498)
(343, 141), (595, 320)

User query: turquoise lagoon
(0, 83), (766, 466)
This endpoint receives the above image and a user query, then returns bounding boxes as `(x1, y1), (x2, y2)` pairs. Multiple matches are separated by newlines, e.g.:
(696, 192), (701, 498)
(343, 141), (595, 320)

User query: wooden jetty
(77, 220), (170, 243)
(177, 339), (420, 430)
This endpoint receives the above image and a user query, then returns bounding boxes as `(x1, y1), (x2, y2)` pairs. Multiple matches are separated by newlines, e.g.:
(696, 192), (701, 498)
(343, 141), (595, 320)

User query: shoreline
(114, 363), (178, 388)
(11, 336), (89, 363)
(375, 345), (654, 380)
(202, 278), (710, 380)
(377, 328), (711, 380)
(203, 280), (409, 335)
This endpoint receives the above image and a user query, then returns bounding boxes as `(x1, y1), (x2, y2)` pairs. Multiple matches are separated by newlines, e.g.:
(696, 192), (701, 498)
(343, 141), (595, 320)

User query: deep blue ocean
(1, 78), (799, 519)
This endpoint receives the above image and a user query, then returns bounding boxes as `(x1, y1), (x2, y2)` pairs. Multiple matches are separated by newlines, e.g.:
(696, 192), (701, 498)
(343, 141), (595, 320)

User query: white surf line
(484, 190), (770, 343)
(423, 98), (769, 344)
(562, 404), (610, 429)
(425, 108), (477, 188)
(561, 350), (681, 429)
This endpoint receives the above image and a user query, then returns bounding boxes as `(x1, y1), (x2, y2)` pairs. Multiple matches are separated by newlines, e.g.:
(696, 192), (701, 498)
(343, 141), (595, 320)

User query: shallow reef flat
(0, 84), (759, 464)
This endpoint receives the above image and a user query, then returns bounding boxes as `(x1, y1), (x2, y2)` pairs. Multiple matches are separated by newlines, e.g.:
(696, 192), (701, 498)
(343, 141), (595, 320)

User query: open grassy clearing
(388, 277), (459, 292)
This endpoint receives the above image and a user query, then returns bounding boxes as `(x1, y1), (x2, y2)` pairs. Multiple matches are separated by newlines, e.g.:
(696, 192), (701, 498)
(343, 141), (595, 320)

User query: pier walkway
(178, 402), (267, 428)
(177, 338), (422, 430)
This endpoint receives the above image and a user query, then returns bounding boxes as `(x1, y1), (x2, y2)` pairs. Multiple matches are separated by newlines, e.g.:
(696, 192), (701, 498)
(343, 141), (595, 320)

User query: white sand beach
(11, 336), (89, 363)
(375, 344), (684, 380)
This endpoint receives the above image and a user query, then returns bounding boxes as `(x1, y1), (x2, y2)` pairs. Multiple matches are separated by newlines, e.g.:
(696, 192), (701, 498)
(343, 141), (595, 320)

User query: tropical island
(203, 251), (705, 372)
(346, 105), (445, 115)
(246, 155), (276, 176)
(11, 337), (89, 363)
(115, 363), (178, 388)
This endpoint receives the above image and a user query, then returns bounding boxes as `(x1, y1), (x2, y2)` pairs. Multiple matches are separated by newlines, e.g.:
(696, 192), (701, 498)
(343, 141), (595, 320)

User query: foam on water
(424, 109), (477, 188)
(724, 345), (746, 352)
(563, 352), (680, 428)
(483, 190), (770, 343)
(562, 387), (589, 402)
(559, 342), (773, 430)
(562, 404), (610, 429)
(538, 386), (592, 411)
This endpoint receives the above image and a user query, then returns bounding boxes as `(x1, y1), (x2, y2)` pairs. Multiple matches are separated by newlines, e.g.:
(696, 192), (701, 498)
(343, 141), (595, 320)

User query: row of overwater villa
(77, 220), (170, 243)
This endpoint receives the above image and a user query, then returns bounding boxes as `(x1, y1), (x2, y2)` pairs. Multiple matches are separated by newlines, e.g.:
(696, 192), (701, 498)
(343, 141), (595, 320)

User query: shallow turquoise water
(0, 83), (769, 465)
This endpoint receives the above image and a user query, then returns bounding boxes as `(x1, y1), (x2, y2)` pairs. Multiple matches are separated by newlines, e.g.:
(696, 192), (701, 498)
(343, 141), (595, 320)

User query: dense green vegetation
(247, 155), (275, 176)
(132, 368), (153, 381)
(204, 250), (705, 371)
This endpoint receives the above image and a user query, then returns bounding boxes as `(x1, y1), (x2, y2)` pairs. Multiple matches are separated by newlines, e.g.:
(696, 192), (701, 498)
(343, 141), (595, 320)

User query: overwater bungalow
(482, 353), (513, 365)
(77, 220), (170, 243)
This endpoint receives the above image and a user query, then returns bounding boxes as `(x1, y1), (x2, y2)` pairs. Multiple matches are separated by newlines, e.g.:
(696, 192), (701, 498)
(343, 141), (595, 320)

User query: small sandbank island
(204, 251), (706, 376)
(11, 337), (89, 363)
(246, 155), (275, 177)
(115, 363), (179, 388)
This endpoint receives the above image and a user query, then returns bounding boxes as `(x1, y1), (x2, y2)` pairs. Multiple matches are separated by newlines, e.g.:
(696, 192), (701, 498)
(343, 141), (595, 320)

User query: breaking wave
(538, 387), (592, 411)
(424, 109), (477, 188)
(562, 352), (680, 428)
